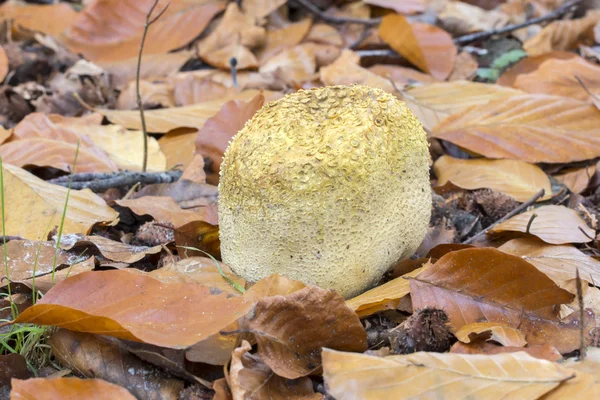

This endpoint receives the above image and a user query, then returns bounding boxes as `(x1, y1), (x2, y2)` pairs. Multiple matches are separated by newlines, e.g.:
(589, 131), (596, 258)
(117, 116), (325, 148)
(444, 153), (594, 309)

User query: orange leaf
(61, 0), (224, 62)
(409, 247), (592, 353)
(554, 165), (595, 194)
(14, 270), (252, 348)
(319, 49), (394, 92)
(0, 2), (78, 36)
(434, 155), (551, 202)
(454, 322), (527, 347)
(379, 14), (456, 80)
(0, 46), (7, 83)
(257, 18), (312, 63)
(491, 205), (595, 244)
(497, 51), (576, 87)
(10, 377), (136, 400)
(116, 196), (216, 228)
(432, 94), (600, 163)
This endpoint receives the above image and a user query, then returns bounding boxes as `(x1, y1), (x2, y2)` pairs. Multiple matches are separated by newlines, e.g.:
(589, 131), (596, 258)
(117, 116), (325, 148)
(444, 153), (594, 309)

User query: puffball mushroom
(218, 84), (431, 299)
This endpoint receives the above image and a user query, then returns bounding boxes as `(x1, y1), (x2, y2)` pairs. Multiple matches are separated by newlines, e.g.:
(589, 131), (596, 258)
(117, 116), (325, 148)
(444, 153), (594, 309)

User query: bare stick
(292, 0), (381, 26)
(137, 0), (170, 172)
(462, 189), (545, 244)
(576, 268), (586, 360)
(48, 170), (182, 192)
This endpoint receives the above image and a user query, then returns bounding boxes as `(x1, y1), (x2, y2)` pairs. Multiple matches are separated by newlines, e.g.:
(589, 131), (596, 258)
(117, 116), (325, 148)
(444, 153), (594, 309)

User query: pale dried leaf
(319, 49), (394, 92)
(554, 165), (595, 194)
(455, 322), (527, 347)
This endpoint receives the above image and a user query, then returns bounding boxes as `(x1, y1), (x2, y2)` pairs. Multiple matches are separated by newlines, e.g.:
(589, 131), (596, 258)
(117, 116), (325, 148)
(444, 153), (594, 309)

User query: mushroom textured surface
(218, 84), (431, 298)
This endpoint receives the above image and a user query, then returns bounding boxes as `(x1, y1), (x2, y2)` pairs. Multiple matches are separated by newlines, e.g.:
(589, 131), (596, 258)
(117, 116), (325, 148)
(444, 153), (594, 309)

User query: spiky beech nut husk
(218, 84), (431, 298)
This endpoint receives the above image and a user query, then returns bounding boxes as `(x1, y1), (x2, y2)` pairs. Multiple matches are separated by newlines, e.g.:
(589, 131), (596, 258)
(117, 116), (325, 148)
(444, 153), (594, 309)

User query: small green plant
(0, 141), (80, 374)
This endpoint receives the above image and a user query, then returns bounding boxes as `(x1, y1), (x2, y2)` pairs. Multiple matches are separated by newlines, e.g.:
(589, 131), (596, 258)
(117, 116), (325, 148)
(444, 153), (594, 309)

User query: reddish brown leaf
(432, 94), (600, 163)
(497, 51), (576, 87)
(10, 377), (137, 400)
(450, 341), (563, 362)
(230, 340), (323, 400)
(62, 0), (224, 62)
(246, 286), (367, 379)
(0, 2), (78, 36)
(257, 18), (312, 63)
(454, 322), (527, 347)
(0, 354), (30, 386)
(319, 49), (394, 92)
(554, 165), (595, 194)
(116, 196), (215, 228)
(174, 220), (221, 260)
(195, 94), (265, 175)
(491, 205), (595, 244)
(379, 14), (456, 80)
(14, 270), (252, 348)
(58, 234), (162, 265)
(409, 247), (593, 353)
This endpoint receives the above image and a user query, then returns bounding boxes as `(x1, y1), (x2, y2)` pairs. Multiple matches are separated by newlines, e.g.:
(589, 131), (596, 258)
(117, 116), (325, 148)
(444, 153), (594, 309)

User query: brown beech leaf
(10, 377), (137, 400)
(172, 75), (239, 106)
(369, 65), (436, 89)
(434, 155), (551, 202)
(195, 93), (265, 175)
(401, 81), (523, 131)
(448, 51), (478, 81)
(100, 90), (276, 133)
(116, 196), (215, 228)
(365, 0), (427, 14)
(0, 164), (118, 240)
(432, 94), (600, 163)
(58, 234), (162, 265)
(259, 44), (318, 85)
(0, 354), (30, 386)
(0, 138), (118, 173)
(61, 0), (224, 62)
(554, 165), (595, 194)
(174, 220), (221, 260)
(257, 18), (312, 63)
(230, 340), (323, 400)
(454, 322), (527, 347)
(19, 257), (95, 294)
(246, 286), (367, 379)
(14, 270), (252, 348)
(322, 349), (573, 400)
(197, 3), (265, 70)
(319, 49), (394, 92)
(510, 56), (600, 101)
(437, 1), (509, 35)
(241, 0), (287, 21)
(346, 263), (431, 318)
(450, 341), (563, 362)
(378, 14), (456, 80)
(305, 23), (344, 47)
(0, 2), (78, 36)
(0, 46), (7, 83)
(523, 10), (600, 56)
(409, 247), (593, 353)
(497, 51), (577, 87)
(498, 237), (600, 287)
(547, 348), (600, 398)
(491, 205), (595, 244)
(49, 329), (183, 399)
(98, 50), (193, 89)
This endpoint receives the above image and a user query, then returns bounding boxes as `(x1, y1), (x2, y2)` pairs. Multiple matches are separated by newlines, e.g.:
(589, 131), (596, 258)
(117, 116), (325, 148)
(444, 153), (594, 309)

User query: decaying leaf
(116, 196), (216, 228)
(554, 165), (595, 194)
(319, 49), (394, 92)
(10, 377), (137, 400)
(491, 205), (595, 244)
(450, 341), (562, 362)
(322, 349), (573, 399)
(454, 322), (527, 347)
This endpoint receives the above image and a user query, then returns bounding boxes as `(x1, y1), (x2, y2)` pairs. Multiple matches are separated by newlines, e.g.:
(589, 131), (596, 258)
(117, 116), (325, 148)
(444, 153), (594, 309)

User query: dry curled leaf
(0, 2), (78, 36)
(491, 205), (595, 244)
(10, 377), (137, 400)
(319, 49), (394, 92)
(454, 322), (527, 347)
(322, 349), (573, 400)
(450, 341), (562, 362)
(116, 196), (215, 228)
(554, 165), (595, 194)
(434, 155), (551, 202)
(246, 286), (367, 379)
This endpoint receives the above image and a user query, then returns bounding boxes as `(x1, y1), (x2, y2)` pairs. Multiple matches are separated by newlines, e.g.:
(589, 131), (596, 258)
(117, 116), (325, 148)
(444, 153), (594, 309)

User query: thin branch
(576, 268), (586, 360)
(292, 0), (381, 26)
(454, 0), (582, 44)
(137, 0), (170, 173)
(48, 170), (183, 192)
(462, 189), (545, 244)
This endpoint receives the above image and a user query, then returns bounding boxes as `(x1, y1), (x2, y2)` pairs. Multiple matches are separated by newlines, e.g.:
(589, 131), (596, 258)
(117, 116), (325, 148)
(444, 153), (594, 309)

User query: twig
(137, 0), (170, 173)
(48, 170), (182, 192)
(525, 213), (538, 234)
(454, 0), (581, 44)
(230, 57), (238, 89)
(576, 268), (586, 360)
(462, 189), (545, 244)
(292, 0), (381, 26)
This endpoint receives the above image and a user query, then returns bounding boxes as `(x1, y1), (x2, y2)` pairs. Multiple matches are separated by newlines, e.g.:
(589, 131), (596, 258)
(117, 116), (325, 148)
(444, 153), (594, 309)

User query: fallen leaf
(491, 205), (594, 244)
(100, 90), (274, 132)
(409, 247), (592, 353)
(450, 341), (563, 362)
(61, 0), (224, 62)
(432, 94), (600, 163)
(447, 50), (478, 81)
(246, 286), (367, 379)
(379, 14), (456, 80)
(364, 0), (427, 14)
(434, 155), (551, 202)
(438, 1), (509, 35)
(402, 81), (523, 131)
(259, 44), (317, 85)
(0, 2), (78, 36)
(0, 163), (118, 240)
(554, 165), (595, 194)
(174, 220), (221, 260)
(497, 51), (577, 87)
(172, 75), (239, 106)
(524, 10), (600, 56)
(195, 93), (264, 176)
(498, 237), (600, 287)
(116, 196), (214, 228)
(197, 3), (265, 70)
(116, 80), (175, 110)
(180, 153), (207, 184)
(230, 340), (322, 400)
(10, 377), (137, 400)
(158, 127), (198, 170)
(319, 49), (394, 92)
(0, 138), (118, 173)
(257, 18), (312, 63)
(58, 234), (162, 265)
(346, 263), (431, 318)
(368, 64), (437, 88)
(241, 0), (287, 21)
(510, 56), (600, 101)
(49, 329), (183, 399)
(542, 370), (600, 398)
(305, 23), (344, 47)
(0, 46), (7, 83)
(98, 50), (193, 89)
(21, 257), (95, 294)
(0, 354), (30, 386)
(322, 349), (573, 399)
(455, 322), (527, 347)
(14, 270), (252, 348)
